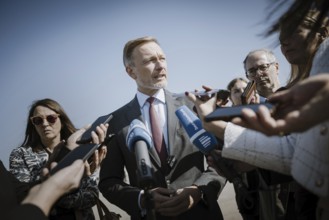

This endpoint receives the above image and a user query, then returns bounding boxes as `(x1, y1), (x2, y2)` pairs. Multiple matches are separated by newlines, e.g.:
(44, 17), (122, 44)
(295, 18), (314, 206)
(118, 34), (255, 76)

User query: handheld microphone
(175, 105), (218, 154)
(126, 119), (155, 189)
(175, 105), (240, 178)
(175, 106), (229, 174)
(175, 105), (256, 211)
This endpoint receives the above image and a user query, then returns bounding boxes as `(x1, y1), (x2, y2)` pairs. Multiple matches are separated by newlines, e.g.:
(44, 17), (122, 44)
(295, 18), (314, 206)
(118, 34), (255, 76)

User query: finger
(275, 110), (300, 133)
(97, 124), (108, 142)
(93, 149), (100, 167)
(240, 108), (266, 131)
(185, 91), (198, 103)
(84, 161), (92, 176)
(99, 146), (107, 161)
(78, 125), (90, 136)
(231, 116), (248, 127)
(254, 106), (279, 135)
(74, 125), (91, 144)
(92, 123), (108, 144)
(50, 162), (58, 170)
(201, 85), (212, 91)
(91, 130), (99, 144)
(42, 167), (50, 178)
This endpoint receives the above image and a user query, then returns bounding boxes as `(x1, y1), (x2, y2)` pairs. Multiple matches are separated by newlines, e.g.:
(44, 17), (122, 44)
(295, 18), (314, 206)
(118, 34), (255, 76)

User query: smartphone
(77, 114), (113, 144)
(241, 81), (256, 104)
(50, 143), (99, 175)
(173, 89), (230, 102)
(205, 102), (275, 122)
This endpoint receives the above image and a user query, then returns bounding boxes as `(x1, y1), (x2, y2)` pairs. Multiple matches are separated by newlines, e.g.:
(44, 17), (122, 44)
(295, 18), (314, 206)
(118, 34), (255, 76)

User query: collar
(136, 89), (166, 108)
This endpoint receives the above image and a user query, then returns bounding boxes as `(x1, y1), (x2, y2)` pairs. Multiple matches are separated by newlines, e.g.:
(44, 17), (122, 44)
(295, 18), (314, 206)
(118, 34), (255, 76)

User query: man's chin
(154, 82), (167, 89)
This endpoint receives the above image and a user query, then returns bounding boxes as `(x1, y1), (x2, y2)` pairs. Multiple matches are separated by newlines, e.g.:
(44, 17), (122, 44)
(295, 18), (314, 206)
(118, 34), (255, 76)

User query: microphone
(175, 105), (218, 154)
(126, 119), (155, 189)
(175, 106), (256, 211)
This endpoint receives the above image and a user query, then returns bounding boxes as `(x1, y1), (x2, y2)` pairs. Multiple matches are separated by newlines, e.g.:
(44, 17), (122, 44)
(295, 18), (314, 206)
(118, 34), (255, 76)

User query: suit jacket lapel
(128, 96), (162, 167)
(165, 90), (181, 157)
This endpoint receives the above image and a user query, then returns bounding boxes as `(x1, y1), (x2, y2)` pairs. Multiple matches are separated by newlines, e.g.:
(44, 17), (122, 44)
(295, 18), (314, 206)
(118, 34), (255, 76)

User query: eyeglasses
(246, 62), (275, 78)
(30, 114), (60, 126)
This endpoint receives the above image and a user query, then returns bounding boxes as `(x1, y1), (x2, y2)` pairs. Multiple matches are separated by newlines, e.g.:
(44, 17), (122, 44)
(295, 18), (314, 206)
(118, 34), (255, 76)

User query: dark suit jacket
(0, 161), (47, 220)
(99, 90), (226, 220)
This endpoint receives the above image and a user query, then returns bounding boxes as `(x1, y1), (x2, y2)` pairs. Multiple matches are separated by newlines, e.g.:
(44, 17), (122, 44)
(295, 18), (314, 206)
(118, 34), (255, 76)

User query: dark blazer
(99, 90), (226, 220)
(0, 161), (47, 220)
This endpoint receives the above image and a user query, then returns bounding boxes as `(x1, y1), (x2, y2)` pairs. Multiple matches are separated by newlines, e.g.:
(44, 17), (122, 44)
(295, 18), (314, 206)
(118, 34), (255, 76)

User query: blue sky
(0, 0), (291, 168)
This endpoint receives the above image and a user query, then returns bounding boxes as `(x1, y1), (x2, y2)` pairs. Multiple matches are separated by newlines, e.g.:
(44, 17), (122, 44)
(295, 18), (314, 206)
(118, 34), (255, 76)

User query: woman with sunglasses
(9, 98), (108, 220)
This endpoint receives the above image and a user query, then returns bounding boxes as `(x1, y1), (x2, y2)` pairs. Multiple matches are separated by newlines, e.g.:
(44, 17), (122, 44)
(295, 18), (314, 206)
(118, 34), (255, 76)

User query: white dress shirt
(136, 89), (169, 153)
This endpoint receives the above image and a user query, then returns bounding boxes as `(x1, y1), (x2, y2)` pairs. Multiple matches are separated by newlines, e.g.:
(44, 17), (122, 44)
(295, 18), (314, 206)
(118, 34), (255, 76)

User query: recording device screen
(205, 102), (275, 122)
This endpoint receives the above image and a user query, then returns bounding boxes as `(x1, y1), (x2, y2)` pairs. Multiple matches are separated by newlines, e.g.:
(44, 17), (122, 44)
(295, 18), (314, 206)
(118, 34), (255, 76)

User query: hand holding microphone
(176, 106), (249, 186)
(175, 106), (257, 212)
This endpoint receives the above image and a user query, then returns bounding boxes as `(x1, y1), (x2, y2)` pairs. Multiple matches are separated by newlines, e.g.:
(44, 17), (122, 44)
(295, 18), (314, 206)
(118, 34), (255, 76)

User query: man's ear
(126, 66), (137, 79)
(275, 62), (279, 73)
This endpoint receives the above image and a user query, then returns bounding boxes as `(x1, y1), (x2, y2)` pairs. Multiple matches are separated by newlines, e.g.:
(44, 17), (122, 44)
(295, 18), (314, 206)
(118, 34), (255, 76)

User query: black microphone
(126, 119), (155, 189)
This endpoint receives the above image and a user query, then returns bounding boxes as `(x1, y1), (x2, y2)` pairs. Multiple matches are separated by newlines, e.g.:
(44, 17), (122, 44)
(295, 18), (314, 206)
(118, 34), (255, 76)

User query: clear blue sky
(0, 0), (291, 168)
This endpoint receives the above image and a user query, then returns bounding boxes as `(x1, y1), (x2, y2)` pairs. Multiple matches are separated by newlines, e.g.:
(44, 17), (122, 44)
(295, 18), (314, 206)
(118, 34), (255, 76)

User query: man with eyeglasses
(243, 48), (301, 220)
(243, 49), (281, 98)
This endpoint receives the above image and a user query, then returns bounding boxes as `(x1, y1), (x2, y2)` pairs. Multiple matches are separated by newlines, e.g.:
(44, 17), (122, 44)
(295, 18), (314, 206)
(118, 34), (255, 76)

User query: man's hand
(232, 74), (329, 135)
(186, 85), (228, 139)
(156, 186), (201, 216)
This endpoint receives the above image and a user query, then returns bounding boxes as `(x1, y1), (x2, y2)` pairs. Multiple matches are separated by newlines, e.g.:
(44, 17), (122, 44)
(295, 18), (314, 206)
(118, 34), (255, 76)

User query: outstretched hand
(232, 74), (329, 135)
(185, 85), (228, 139)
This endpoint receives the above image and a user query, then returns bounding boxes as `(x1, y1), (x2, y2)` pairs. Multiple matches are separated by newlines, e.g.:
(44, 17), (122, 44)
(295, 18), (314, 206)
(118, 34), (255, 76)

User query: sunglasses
(30, 114), (60, 126)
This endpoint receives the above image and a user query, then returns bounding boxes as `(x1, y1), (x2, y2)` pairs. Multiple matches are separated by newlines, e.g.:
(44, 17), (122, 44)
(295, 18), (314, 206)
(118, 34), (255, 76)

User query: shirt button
(320, 125), (328, 135)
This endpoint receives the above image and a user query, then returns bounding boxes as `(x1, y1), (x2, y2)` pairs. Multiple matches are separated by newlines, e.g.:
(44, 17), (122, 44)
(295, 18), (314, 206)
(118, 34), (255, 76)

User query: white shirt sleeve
(222, 122), (297, 175)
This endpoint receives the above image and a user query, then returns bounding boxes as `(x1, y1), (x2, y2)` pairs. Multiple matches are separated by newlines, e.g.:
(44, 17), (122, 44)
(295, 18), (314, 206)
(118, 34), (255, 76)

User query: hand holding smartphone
(205, 103), (275, 122)
(50, 114), (114, 175)
(77, 114), (113, 144)
(50, 143), (100, 175)
(50, 134), (115, 175)
(173, 89), (230, 102)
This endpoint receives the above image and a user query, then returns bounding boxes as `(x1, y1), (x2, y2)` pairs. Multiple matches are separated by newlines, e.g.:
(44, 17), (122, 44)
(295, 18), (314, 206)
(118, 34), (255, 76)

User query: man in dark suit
(99, 36), (226, 220)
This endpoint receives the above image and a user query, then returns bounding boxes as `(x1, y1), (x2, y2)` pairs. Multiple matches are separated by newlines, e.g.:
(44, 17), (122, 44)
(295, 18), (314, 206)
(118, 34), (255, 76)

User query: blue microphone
(175, 106), (256, 211)
(126, 119), (155, 188)
(175, 105), (218, 154)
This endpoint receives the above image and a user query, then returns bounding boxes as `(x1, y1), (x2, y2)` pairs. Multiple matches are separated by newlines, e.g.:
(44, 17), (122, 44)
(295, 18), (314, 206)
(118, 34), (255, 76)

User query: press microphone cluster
(126, 119), (155, 189)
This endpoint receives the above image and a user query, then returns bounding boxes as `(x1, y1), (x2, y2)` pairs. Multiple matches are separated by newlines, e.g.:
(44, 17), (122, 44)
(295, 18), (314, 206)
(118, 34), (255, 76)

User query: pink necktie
(147, 97), (168, 165)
